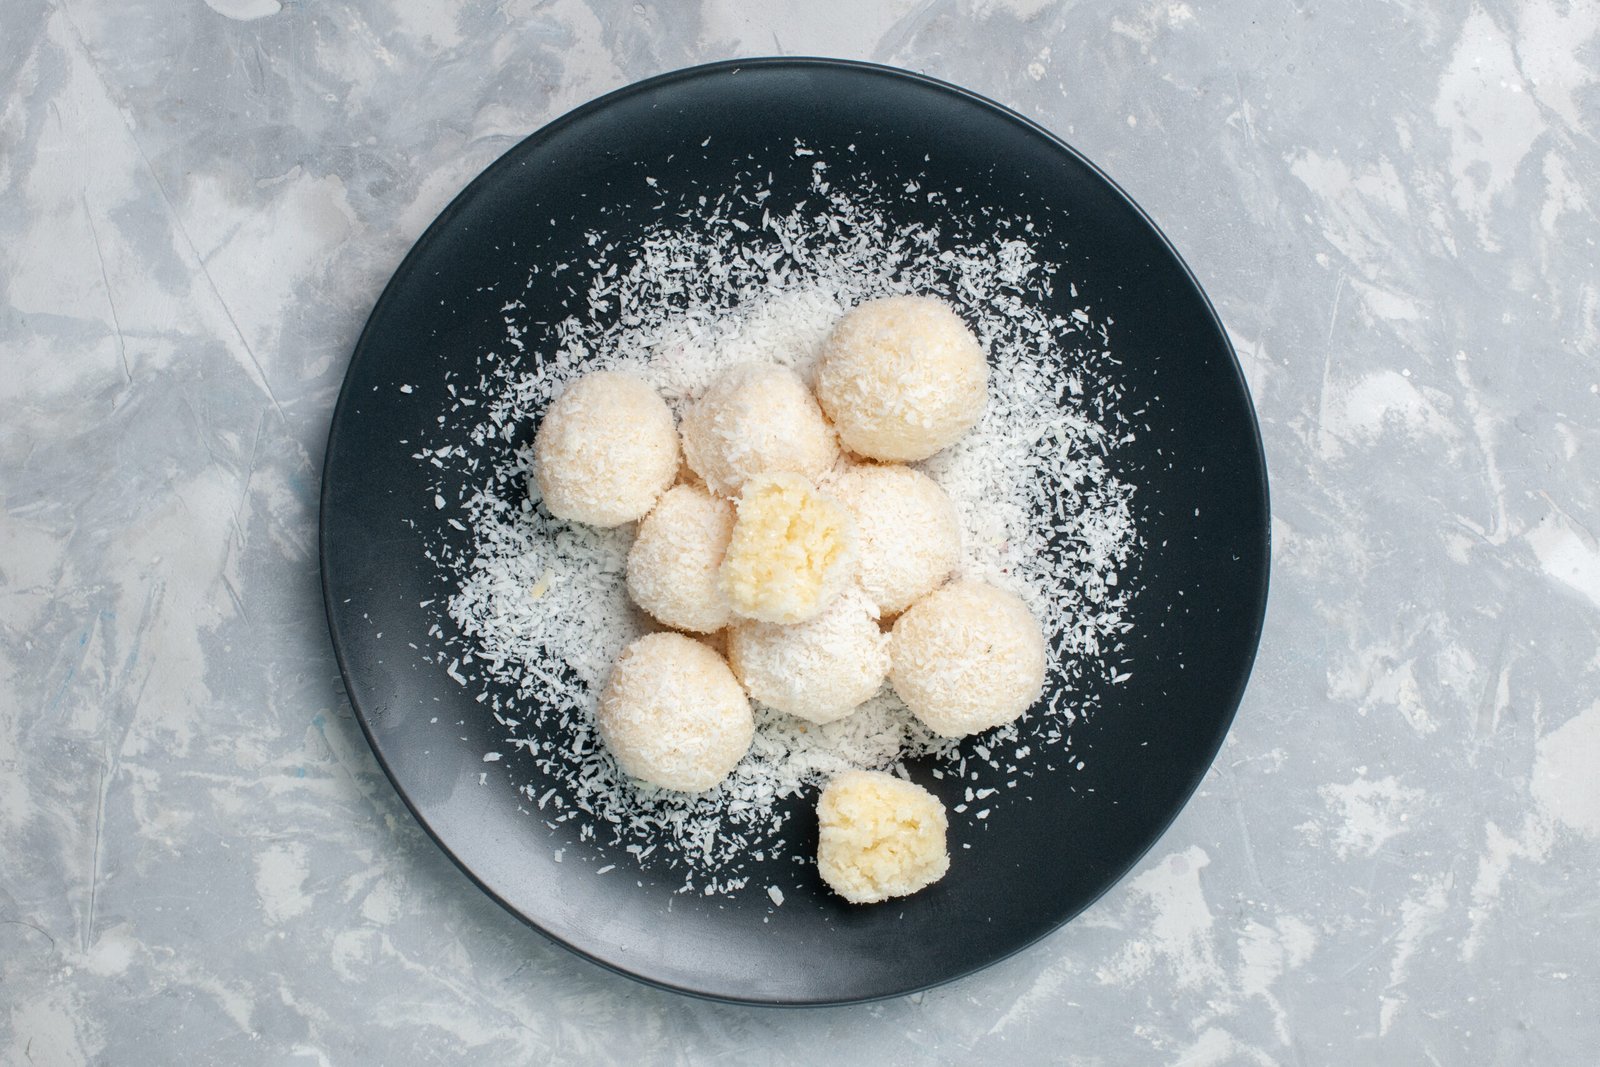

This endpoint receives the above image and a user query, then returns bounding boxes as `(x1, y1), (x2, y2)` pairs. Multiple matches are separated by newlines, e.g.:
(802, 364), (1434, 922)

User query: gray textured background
(3, 0), (1599, 1063)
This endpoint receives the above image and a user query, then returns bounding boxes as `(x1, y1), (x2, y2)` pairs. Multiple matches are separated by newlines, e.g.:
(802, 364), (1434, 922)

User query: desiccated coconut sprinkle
(420, 150), (1141, 897)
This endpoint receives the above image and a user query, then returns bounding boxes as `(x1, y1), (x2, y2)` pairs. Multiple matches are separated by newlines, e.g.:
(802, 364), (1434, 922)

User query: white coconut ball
(680, 362), (839, 496)
(816, 770), (950, 904)
(626, 484), (735, 634)
(828, 463), (961, 616)
(889, 580), (1047, 739)
(728, 586), (889, 725)
(596, 633), (753, 794)
(720, 472), (857, 625)
(532, 371), (679, 527)
(816, 296), (988, 462)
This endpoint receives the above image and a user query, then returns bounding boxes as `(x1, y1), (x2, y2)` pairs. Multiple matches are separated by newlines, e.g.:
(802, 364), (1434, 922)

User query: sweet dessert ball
(680, 362), (839, 496)
(720, 472), (857, 625)
(626, 484), (735, 634)
(816, 770), (950, 904)
(828, 463), (961, 616)
(889, 580), (1047, 738)
(816, 296), (989, 462)
(596, 633), (753, 794)
(532, 371), (679, 527)
(728, 586), (889, 725)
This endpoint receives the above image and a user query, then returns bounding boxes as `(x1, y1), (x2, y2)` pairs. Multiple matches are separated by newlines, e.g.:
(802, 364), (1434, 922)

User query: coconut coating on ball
(532, 371), (679, 527)
(828, 463), (961, 616)
(889, 580), (1047, 739)
(680, 362), (839, 496)
(728, 586), (889, 725)
(626, 484), (735, 634)
(596, 633), (753, 794)
(816, 296), (988, 462)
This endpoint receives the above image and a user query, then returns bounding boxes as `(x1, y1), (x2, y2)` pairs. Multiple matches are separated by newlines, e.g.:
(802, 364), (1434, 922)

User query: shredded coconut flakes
(418, 157), (1141, 897)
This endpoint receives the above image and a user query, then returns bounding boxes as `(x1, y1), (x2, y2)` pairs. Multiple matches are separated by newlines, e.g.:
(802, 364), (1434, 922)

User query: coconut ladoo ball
(720, 472), (857, 625)
(680, 362), (840, 496)
(816, 295), (989, 462)
(728, 587), (889, 725)
(829, 463), (962, 617)
(816, 770), (950, 904)
(596, 633), (753, 794)
(890, 580), (1047, 739)
(532, 371), (679, 527)
(626, 484), (735, 634)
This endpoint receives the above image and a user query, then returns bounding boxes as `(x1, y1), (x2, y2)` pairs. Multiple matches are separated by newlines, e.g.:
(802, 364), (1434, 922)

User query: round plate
(321, 58), (1269, 1005)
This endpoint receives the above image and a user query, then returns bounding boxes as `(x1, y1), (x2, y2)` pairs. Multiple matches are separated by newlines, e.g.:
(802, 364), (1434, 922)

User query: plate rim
(319, 55), (1273, 1007)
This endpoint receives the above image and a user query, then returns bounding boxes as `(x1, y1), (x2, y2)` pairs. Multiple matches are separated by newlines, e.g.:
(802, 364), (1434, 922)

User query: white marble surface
(3, 0), (1599, 1062)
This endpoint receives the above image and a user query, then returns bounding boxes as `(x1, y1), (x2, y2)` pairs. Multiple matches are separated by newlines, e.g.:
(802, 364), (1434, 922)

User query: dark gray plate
(320, 58), (1269, 1005)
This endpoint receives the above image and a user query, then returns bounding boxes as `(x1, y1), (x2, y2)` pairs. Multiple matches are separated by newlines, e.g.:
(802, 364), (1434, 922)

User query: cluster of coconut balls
(530, 296), (1047, 904)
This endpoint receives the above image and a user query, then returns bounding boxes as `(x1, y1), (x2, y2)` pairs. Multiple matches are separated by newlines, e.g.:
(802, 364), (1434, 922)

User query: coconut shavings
(420, 157), (1140, 897)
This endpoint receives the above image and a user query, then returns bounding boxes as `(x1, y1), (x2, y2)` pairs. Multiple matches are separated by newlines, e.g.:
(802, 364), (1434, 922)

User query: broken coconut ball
(719, 471), (857, 625)
(816, 770), (950, 904)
